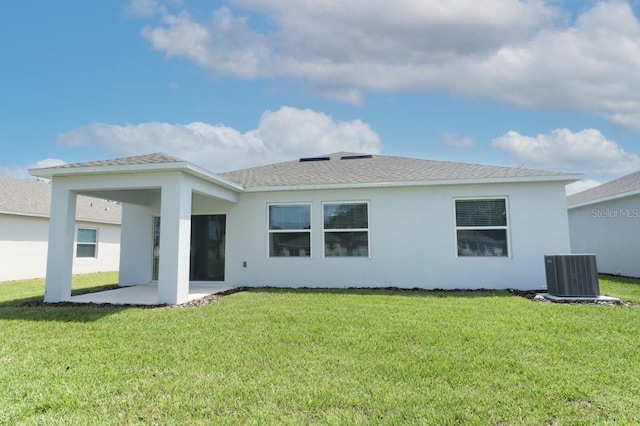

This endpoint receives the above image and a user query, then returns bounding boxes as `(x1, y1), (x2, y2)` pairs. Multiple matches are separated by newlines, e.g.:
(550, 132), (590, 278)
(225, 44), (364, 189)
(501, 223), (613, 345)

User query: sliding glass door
(152, 214), (226, 282)
(190, 215), (226, 282)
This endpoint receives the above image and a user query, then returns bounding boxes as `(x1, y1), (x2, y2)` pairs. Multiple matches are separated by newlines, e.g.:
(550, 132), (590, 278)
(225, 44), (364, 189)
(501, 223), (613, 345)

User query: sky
(1, 0), (640, 194)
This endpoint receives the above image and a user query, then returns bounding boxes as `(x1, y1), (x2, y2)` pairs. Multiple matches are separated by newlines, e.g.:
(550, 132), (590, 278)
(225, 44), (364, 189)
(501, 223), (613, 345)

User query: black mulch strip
(15, 286), (636, 308)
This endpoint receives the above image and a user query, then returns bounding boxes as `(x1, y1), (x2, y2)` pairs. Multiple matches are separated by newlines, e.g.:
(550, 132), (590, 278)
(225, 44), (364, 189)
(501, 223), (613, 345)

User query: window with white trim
(455, 198), (508, 257)
(76, 228), (98, 258)
(323, 202), (369, 257)
(268, 204), (311, 257)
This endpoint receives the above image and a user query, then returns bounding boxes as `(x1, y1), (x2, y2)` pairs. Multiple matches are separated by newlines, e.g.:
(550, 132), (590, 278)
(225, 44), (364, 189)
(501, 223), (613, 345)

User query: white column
(157, 174), (192, 304)
(44, 183), (77, 302)
(119, 203), (154, 286)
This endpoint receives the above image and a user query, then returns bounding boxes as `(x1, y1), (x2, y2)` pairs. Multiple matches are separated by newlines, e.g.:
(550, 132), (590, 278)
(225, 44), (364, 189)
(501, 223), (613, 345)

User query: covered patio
(31, 154), (243, 305)
(69, 284), (239, 305)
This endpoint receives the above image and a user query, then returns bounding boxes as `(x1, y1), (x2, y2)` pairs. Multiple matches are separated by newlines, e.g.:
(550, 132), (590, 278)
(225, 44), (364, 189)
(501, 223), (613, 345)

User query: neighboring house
(0, 175), (121, 282)
(567, 170), (640, 278)
(30, 152), (581, 304)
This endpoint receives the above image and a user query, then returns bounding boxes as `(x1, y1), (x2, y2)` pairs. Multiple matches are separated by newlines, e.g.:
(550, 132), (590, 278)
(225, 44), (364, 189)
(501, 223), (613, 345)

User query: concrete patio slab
(68, 284), (238, 305)
(536, 293), (621, 303)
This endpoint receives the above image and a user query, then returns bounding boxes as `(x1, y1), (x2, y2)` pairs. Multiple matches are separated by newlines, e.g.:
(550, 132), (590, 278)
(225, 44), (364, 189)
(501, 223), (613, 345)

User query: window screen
(455, 199), (508, 257)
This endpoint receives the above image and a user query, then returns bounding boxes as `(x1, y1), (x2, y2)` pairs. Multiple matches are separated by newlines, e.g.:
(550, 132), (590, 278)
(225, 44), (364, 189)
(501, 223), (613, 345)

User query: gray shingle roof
(220, 152), (578, 189)
(0, 176), (121, 223)
(31, 151), (579, 192)
(49, 153), (183, 169)
(567, 170), (640, 207)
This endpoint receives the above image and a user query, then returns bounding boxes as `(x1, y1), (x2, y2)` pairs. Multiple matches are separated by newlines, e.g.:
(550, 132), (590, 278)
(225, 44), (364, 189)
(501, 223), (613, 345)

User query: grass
(600, 274), (640, 304)
(0, 274), (639, 424)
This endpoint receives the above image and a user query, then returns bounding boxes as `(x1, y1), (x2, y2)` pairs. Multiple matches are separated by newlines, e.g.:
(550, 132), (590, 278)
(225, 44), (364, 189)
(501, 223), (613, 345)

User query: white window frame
(454, 197), (510, 258)
(322, 201), (370, 258)
(267, 203), (312, 258)
(76, 227), (98, 258)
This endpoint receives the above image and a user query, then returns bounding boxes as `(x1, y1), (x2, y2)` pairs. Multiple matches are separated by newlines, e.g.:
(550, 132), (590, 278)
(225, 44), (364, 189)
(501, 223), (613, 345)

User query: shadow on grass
(0, 304), (130, 323)
(0, 285), (526, 323)
(0, 283), (130, 323)
(244, 286), (518, 298)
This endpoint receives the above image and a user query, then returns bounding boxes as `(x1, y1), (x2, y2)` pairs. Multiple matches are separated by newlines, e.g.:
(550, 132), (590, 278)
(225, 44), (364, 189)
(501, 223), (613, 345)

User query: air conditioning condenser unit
(544, 254), (600, 297)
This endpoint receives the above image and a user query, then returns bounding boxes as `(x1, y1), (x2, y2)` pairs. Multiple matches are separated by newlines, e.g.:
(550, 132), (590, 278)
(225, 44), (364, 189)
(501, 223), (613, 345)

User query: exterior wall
(116, 180), (571, 290)
(0, 214), (50, 281)
(0, 213), (120, 282)
(569, 195), (640, 277)
(200, 181), (569, 290)
(119, 203), (155, 286)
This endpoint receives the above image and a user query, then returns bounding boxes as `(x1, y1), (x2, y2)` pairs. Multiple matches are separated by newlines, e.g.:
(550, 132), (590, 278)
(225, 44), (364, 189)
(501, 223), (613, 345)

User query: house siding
(0, 214), (50, 281)
(0, 213), (121, 282)
(118, 180), (570, 290)
(230, 182), (569, 290)
(569, 195), (640, 278)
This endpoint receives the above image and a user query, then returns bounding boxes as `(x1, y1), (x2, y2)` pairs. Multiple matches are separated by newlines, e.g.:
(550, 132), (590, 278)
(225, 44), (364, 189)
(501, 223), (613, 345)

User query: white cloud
(565, 179), (601, 196)
(0, 165), (32, 180)
(29, 158), (67, 169)
(491, 128), (640, 176)
(55, 106), (382, 172)
(125, 0), (167, 17)
(131, 1), (640, 131)
(0, 158), (66, 180)
(441, 132), (474, 148)
(141, 7), (271, 78)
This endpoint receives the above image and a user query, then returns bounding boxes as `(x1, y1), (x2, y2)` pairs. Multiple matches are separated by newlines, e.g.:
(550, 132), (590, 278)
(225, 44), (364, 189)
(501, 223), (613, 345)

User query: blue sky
(2, 0), (640, 194)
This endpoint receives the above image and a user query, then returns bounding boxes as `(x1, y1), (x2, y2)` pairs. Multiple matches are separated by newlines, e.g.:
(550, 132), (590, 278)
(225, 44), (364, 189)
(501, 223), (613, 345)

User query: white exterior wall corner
(219, 180), (570, 291)
(568, 194), (640, 278)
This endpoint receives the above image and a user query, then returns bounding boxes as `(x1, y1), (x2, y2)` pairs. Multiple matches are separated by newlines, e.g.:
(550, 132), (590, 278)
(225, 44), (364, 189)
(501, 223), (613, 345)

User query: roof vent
(299, 156), (330, 162)
(340, 154), (373, 160)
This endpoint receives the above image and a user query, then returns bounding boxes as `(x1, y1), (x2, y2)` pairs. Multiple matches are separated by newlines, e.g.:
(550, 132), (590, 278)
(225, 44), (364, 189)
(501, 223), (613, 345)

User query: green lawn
(1, 273), (639, 425)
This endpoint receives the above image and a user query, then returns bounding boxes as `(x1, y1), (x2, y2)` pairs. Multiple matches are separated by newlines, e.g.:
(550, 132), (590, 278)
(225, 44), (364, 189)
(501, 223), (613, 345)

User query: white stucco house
(568, 170), (640, 278)
(0, 175), (121, 282)
(30, 152), (581, 304)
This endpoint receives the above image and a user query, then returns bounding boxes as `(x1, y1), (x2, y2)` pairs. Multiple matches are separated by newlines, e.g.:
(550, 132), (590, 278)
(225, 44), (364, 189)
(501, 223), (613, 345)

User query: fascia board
(0, 210), (121, 224)
(0, 210), (49, 219)
(30, 162), (245, 193)
(243, 174), (585, 193)
(183, 163), (245, 192)
(29, 162), (190, 178)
